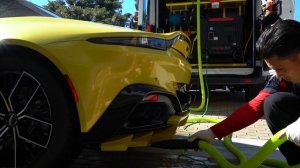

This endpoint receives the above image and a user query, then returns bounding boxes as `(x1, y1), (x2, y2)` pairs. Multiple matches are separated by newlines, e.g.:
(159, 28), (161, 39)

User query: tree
(44, 0), (132, 26)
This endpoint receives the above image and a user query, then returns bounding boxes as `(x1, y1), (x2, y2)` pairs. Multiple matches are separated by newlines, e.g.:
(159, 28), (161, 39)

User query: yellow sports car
(0, 1), (191, 167)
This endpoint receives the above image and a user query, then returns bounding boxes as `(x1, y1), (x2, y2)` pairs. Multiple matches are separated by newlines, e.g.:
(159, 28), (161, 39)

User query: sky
(28, 0), (299, 21)
(295, 0), (300, 21)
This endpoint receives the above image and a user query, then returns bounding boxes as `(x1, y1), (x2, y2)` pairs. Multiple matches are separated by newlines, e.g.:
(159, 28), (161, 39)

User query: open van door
(136, 0), (295, 102)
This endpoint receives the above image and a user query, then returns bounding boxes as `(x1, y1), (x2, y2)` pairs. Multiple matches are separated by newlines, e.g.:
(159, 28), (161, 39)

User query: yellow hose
(189, 0), (206, 112)
(187, 117), (299, 168)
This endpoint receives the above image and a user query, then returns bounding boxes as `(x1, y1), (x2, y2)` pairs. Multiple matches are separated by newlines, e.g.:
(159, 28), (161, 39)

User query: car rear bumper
(83, 84), (191, 149)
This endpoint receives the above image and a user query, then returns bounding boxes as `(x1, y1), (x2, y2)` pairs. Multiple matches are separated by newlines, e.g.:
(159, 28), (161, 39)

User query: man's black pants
(264, 92), (300, 165)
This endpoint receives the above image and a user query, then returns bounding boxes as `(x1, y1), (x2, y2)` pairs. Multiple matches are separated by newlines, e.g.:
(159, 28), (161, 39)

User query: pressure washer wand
(151, 139), (199, 149)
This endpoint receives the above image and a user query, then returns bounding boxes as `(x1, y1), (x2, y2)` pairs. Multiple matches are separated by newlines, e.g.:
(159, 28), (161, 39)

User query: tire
(0, 52), (81, 168)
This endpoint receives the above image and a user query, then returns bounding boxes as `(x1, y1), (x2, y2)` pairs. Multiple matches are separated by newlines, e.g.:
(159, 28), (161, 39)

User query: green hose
(189, 0), (206, 112)
(186, 117), (300, 168)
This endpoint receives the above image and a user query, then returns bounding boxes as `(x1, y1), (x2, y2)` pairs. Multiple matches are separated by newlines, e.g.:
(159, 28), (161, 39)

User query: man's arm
(211, 76), (289, 139)
(211, 90), (271, 139)
(188, 76), (289, 142)
(188, 90), (271, 142)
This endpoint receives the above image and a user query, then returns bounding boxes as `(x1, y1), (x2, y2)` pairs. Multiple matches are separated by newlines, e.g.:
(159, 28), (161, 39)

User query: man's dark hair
(256, 19), (300, 59)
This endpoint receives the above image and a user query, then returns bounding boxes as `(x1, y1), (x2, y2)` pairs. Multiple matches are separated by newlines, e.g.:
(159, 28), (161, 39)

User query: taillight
(144, 94), (159, 101)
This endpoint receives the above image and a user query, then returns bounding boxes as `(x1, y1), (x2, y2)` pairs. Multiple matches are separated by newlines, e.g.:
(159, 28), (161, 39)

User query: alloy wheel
(0, 71), (53, 167)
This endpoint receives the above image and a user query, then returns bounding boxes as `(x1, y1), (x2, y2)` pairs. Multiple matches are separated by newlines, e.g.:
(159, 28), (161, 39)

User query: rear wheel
(0, 52), (80, 168)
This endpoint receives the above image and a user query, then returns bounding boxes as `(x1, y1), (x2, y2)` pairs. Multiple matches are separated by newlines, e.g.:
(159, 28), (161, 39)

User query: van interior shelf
(166, 0), (246, 10)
